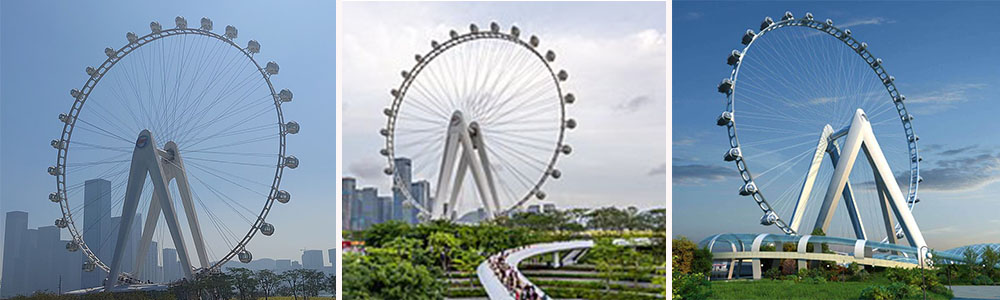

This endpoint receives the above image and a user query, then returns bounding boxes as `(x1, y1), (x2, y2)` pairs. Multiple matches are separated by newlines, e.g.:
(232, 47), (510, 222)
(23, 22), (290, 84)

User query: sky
(0, 0), (337, 278)
(341, 1), (667, 217)
(673, 1), (1000, 250)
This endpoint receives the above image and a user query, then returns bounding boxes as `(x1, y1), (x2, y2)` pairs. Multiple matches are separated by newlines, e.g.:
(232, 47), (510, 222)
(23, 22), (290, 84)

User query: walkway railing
(477, 240), (594, 300)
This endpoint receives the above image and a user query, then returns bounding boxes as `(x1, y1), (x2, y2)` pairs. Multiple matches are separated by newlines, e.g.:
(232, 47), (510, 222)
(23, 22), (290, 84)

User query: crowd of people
(487, 245), (547, 300)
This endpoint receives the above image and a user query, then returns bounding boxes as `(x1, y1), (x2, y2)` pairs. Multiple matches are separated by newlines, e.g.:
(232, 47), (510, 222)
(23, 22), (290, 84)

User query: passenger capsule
(727, 50), (742, 66)
(150, 21), (162, 34)
(48, 166), (63, 176)
(200, 17), (213, 31)
(565, 118), (577, 129)
(895, 94), (906, 102)
(718, 79), (734, 94)
(225, 25), (238, 39)
(550, 169), (562, 179)
(83, 260), (95, 272)
(872, 58), (882, 67)
(545, 50), (556, 62)
(724, 147), (742, 162)
(759, 16), (774, 31)
(510, 26), (521, 38)
(401, 70), (410, 79)
(717, 111), (734, 126)
(275, 190), (290, 203)
(59, 113), (73, 123)
(739, 182), (758, 196)
(283, 156), (299, 169)
(175, 16), (188, 29)
(896, 230), (905, 239)
(431, 40), (440, 49)
(449, 30), (459, 39)
(284, 121), (299, 134)
(238, 250), (252, 263)
(66, 241), (79, 252)
(49, 192), (62, 203)
(917, 175), (923, 182)
(105, 47), (117, 59)
(278, 89), (293, 102)
(265, 62), (279, 75)
(415, 54), (423, 62)
(247, 40), (261, 54)
(535, 190), (547, 200)
(49, 140), (66, 150)
(905, 114), (915, 121)
(126, 32), (138, 43)
(560, 144), (572, 155)
(260, 223), (274, 236)
(910, 135), (919, 142)
(741, 29), (755, 45)
(380, 148), (389, 156)
(883, 76), (895, 84)
(782, 11), (794, 21)
(55, 218), (68, 228)
(86, 66), (98, 78)
(529, 35), (539, 48)
(70, 89), (82, 99)
(805, 12), (814, 20)
(490, 22), (500, 33)
(843, 29), (852, 38)
(383, 167), (394, 175)
(557, 70), (568, 81)
(380, 128), (390, 136)
(469, 23), (479, 33)
(826, 19), (834, 26)
(390, 89), (400, 98)
(383, 108), (394, 117)
(760, 211), (778, 226)
(564, 93), (576, 104)
(858, 42), (868, 51)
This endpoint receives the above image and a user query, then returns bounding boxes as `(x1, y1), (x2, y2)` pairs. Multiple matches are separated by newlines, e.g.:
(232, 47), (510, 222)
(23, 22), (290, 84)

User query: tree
(980, 246), (1000, 281)
(427, 231), (461, 272)
(672, 236), (697, 274)
(300, 269), (327, 299)
(282, 269), (306, 300)
(227, 268), (258, 300)
(257, 269), (282, 300)
(451, 248), (485, 286)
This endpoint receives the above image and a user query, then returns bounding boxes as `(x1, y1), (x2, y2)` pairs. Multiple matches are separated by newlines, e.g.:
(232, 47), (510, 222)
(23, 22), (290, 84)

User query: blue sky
(673, 1), (1000, 249)
(0, 0), (336, 275)
(342, 2), (667, 216)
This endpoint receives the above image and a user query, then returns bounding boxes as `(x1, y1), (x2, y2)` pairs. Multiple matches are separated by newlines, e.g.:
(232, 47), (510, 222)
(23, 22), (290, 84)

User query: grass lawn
(710, 279), (951, 300)
(264, 297), (335, 300)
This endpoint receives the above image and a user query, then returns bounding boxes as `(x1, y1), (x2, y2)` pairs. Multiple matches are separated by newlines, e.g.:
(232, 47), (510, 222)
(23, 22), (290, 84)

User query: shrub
(973, 274), (995, 285)
(672, 272), (711, 300)
(763, 267), (781, 280)
(859, 282), (917, 300)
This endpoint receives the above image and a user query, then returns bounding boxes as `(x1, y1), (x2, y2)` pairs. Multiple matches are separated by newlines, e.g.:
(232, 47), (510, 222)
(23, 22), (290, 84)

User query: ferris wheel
(381, 22), (575, 221)
(717, 11), (925, 247)
(49, 17), (298, 287)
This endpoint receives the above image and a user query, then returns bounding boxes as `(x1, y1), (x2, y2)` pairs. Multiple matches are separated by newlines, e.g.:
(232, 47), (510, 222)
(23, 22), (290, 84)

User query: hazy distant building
(342, 177), (356, 231)
(275, 259), (292, 272)
(141, 241), (160, 282)
(301, 250), (323, 270)
(82, 179), (112, 288)
(162, 248), (179, 282)
(109, 214), (142, 275)
(392, 158), (412, 222)
(358, 187), (379, 230)
(2, 211), (28, 297)
(378, 196), (393, 223)
(328, 249), (336, 269)
(291, 261), (302, 269)
(527, 205), (541, 214)
(410, 180), (430, 224)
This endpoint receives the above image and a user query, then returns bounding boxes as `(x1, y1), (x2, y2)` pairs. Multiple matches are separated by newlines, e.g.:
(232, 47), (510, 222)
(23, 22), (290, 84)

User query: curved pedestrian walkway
(477, 240), (594, 300)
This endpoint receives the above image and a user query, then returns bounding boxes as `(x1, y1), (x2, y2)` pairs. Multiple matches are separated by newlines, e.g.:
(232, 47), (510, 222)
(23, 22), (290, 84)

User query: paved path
(477, 240), (595, 300)
(950, 286), (1000, 300)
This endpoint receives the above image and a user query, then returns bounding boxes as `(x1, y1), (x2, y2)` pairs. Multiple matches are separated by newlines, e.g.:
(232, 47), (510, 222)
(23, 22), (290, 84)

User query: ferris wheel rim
(383, 27), (569, 217)
(52, 24), (287, 276)
(721, 14), (920, 236)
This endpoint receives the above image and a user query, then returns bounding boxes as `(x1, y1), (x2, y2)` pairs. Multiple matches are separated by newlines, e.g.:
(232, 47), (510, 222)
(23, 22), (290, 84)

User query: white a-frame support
(106, 130), (209, 288)
(788, 109), (925, 249)
(434, 111), (501, 221)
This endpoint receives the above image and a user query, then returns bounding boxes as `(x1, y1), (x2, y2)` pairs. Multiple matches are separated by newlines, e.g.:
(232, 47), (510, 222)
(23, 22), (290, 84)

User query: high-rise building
(291, 261), (302, 269)
(410, 180), (430, 224)
(1, 211), (28, 298)
(343, 177), (356, 231)
(82, 178), (112, 288)
(301, 250), (323, 270)
(358, 187), (379, 229)
(162, 248), (179, 282)
(327, 249), (336, 270)
(378, 196), (393, 223)
(36, 226), (61, 293)
(141, 241), (160, 283)
(275, 259), (292, 272)
(392, 158), (412, 222)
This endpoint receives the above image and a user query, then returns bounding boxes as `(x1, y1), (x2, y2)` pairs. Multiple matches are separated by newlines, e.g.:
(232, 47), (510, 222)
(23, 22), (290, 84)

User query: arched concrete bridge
(477, 240), (594, 300)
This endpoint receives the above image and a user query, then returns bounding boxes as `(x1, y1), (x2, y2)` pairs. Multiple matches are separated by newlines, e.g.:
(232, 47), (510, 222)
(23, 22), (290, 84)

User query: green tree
(227, 268), (258, 300)
(427, 231), (461, 271)
(300, 269), (326, 299)
(282, 269), (306, 300)
(672, 236), (697, 274)
(257, 269), (282, 300)
(980, 246), (1000, 281)
(451, 248), (485, 287)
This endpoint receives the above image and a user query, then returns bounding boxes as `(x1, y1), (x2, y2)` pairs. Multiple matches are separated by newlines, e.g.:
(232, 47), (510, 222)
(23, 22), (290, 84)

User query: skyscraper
(301, 250), (323, 270)
(142, 241), (160, 283)
(358, 187), (379, 229)
(1, 211), (28, 298)
(82, 178), (112, 288)
(378, 196), (393, 224)
(327, 249), (336, 270)
(392, 158), (412, 222)
(162, 248), (179, 282)
(410, 180), (430, 224)
(342, 177), (356, 231)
